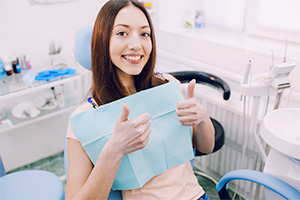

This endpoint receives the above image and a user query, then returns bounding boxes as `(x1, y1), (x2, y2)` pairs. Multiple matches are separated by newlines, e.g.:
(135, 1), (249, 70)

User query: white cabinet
(0, 70), (90, 171)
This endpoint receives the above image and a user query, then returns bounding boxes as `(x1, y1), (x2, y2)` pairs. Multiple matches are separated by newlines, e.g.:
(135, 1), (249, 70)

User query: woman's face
(109, 5), (152, 77)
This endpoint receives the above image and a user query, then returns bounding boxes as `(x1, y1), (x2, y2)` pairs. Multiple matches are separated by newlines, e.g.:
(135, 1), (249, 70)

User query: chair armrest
(216, 169), (300, 200)
(169, 71), (231, 100)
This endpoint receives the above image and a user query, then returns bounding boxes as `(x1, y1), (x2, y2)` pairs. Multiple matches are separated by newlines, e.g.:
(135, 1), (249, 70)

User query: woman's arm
(66, 104), (152, 199)
(176, 79), (214, 153)
(163, 73), (215, 154)
(66, 138), (123, 200)
(192, 109), (215, 154)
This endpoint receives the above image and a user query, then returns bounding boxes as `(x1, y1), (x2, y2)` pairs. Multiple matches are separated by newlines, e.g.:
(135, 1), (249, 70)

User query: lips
(122, 55), (143, 62)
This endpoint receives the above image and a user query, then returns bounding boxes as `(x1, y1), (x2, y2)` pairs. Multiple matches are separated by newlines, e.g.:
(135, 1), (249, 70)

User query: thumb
(187, 79), (196, 99)
(117, 104), (130, 123)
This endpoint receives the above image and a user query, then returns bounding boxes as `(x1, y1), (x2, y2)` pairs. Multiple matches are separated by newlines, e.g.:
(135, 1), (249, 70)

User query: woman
(66, 0), (215, 199)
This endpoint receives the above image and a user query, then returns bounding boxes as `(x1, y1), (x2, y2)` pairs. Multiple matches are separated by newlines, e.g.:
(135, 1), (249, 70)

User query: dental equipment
(240, 60), (295, 162)
(269, 62), (295, 109)
(238, 59), (297, 199)
(242, 60), (251, 84)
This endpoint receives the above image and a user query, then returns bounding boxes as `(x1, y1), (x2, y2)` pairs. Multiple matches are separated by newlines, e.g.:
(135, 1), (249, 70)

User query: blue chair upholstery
(74, 26), (93, 71)
(0, 156), (65, 199)
(216, 169), (300, 200)
(0, 156), (6, 177)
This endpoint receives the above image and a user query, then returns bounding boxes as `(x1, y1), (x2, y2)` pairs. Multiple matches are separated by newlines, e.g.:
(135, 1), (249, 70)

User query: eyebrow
(114, 24), (150, 29)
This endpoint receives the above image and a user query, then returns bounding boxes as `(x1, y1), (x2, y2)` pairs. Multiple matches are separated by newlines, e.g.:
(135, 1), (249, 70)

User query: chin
(129, 71), (143, 76)
(115, 63), (145, 76)
(125, 68), (144, 76)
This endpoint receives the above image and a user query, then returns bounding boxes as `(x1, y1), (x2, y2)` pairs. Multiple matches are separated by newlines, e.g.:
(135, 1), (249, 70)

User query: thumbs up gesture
(110, 104), (152, 156)
(176, 79), (205, 126)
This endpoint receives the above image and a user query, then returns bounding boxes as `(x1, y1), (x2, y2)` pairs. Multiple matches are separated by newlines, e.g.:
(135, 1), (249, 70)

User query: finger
(135, 127), (151, 150)
(178, 115), (195, 123)
(177, 97), (197, 109)
(117, 104), (130, 123)
(143, 128), (152, 143)
(187, 79), (196, 99)
(176, 107), (197, 117)
(140, 125), (152, 139)
(181, 121), (197, 126)
(143, 120), (152, 131)
(140, 128), (152, 149)
(136, 120), (152, 135)
(178, 116), (199, 126)
(144, 128), (152, 142)
(133, 113), (151, 126)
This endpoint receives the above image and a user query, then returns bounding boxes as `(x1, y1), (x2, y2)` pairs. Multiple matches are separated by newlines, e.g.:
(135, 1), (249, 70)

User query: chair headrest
(74, 26), (93, 70)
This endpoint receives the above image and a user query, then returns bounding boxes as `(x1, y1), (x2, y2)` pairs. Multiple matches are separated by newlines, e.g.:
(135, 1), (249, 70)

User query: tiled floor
(8, 151), (66, 186)
(195, 173), (220, 200)
(8, 152), (238, 199)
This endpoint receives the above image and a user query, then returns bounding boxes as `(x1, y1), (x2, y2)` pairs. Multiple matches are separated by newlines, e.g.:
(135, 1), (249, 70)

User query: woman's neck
(116, 69), (137, 95)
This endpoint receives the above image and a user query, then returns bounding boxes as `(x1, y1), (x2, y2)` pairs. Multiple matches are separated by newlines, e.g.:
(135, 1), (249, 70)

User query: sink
(260, 108), (300, 159)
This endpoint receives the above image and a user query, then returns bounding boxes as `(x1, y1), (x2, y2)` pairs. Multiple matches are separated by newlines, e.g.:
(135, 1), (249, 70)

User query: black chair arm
(168, 71), (231, 100)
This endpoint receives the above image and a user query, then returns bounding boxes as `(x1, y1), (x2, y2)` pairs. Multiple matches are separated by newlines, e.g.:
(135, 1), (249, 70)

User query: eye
(117, 31), (128, 36)
(141, 32), (150, 37)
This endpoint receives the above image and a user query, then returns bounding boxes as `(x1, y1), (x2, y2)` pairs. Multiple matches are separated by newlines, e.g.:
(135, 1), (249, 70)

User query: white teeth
(124, 55), (141, 61)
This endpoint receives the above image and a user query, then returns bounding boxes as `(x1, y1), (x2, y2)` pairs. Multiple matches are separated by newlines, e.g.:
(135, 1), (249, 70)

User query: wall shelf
(0, 72), (85, 133)
(0, 104), (79, 133)
(0, 68), (89, 171)
(0, 73), (82, 101)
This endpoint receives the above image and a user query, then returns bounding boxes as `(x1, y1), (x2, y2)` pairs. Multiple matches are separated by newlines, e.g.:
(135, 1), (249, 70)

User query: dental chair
(0, 155), (65, 199)
(216, 169), (300, 199)
(63, 26), (231, 199)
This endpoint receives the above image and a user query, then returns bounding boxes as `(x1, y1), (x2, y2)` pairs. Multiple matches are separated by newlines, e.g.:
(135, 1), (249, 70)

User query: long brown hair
(91, 0), (165, 106)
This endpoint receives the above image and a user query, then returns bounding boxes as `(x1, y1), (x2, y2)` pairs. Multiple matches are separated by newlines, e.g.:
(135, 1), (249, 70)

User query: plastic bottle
(195, 11), (204, 29)
(0, 59), (7, 79)
(2, 55), (13, 76)
(54, 85), (65, 108)
(185, 9), (195, 29)
(0, 58), (8, 95)
(12, 60), (21, 74)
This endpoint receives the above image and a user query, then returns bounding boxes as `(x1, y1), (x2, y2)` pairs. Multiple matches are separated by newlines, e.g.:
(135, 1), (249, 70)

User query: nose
(128, 34), (142, 51)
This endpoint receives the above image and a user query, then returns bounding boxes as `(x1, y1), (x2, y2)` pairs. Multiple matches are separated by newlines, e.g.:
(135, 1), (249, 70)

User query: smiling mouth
(122, 55), (143, 61)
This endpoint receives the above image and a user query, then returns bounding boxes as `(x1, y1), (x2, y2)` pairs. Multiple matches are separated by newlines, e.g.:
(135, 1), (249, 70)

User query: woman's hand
(109, 104), (152, 156)
(176, 79), (215, 153)
(176, 79), (206, 126)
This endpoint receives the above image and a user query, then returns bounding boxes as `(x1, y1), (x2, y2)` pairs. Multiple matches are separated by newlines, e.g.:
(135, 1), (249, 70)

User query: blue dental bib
(70, 81), (194, 190)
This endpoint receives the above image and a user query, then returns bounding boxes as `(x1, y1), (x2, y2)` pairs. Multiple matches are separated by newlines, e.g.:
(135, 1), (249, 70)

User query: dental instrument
(242, 60), (251, 84)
